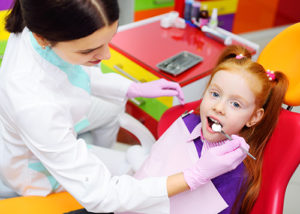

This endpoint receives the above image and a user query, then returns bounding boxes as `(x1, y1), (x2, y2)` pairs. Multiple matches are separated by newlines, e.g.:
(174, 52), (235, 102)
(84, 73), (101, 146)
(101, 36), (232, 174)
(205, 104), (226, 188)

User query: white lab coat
(0, 28), (170, 213)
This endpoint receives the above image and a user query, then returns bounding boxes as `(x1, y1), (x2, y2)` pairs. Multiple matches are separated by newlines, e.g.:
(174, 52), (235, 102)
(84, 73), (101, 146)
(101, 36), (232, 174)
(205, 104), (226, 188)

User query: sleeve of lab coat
(14, 103), (170, 214)
(84, 65), (133, 103)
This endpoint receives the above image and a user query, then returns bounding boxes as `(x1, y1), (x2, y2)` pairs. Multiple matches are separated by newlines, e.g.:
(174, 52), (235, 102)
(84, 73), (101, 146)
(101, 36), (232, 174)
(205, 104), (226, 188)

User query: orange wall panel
(232, 0), (280, 33)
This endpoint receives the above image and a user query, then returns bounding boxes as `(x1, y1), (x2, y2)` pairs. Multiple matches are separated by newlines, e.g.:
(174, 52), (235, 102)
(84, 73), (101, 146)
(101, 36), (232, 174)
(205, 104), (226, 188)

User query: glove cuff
(126, 82), (141, 99)
(183, 167), (210, 191)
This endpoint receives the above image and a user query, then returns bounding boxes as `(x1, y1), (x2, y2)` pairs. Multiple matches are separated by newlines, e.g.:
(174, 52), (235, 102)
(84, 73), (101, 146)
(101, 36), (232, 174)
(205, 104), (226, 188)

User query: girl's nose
(94, 44), (111, 60)
(213, 100), (225, 115)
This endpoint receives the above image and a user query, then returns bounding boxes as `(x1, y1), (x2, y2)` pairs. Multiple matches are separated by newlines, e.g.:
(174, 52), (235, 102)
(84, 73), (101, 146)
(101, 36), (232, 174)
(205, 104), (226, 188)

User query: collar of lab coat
(29, 31), (91, 94)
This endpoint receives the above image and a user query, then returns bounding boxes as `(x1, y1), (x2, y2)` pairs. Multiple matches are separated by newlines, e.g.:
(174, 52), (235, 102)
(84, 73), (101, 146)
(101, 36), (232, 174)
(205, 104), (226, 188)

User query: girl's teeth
(210, 117), (219, 124)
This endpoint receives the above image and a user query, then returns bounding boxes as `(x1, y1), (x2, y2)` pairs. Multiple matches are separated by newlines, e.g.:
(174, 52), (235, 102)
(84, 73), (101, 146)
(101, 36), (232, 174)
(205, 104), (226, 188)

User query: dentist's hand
(126, 79), (185, 105)
(183, 135), (249, 190)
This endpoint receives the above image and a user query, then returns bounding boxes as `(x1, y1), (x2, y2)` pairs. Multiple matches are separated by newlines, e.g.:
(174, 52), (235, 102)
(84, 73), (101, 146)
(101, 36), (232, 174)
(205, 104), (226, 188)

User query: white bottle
(209, 8), (218, 29)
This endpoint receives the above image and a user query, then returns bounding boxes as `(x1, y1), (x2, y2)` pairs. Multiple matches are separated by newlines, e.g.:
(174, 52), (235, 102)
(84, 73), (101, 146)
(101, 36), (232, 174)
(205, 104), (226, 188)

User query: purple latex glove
(183, 135), (249, 191)
(126, 79), (185, 105)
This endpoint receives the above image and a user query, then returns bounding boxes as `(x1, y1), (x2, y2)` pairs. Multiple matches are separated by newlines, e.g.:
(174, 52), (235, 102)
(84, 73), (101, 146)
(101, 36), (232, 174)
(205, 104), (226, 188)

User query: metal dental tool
(212, 123), (256, 160)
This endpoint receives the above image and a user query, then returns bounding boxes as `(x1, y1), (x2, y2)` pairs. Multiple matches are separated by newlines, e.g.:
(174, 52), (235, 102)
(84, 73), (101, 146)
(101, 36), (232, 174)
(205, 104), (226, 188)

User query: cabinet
(101, 48), (172, 138)
(101, 48), (173, 120)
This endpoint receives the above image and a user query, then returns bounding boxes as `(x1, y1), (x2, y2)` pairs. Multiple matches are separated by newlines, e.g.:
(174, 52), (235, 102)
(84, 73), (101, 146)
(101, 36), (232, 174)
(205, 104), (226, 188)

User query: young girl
(128, 45), (288, 214)
(0, 1), (247, 213)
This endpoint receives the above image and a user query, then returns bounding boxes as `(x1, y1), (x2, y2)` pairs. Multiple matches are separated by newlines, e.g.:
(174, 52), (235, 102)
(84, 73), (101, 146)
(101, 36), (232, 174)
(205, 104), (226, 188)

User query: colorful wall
(0, 0), (13, 40)
(175, 0), (300, 33)
(0, 0), (12, 65)
(2, 0), (300, 38)
(0, 0), (12, 11)
(233, 0), (300, 33)
(134, 0), (175, 21)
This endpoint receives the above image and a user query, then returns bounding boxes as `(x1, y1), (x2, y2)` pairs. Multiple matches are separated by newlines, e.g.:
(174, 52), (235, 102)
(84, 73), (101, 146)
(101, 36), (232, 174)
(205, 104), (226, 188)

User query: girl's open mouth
(207, 117), (223, 129)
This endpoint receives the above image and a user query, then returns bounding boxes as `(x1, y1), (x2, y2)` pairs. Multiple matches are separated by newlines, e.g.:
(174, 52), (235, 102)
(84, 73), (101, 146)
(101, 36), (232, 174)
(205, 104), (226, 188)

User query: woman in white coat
(0, 0), (248, 213)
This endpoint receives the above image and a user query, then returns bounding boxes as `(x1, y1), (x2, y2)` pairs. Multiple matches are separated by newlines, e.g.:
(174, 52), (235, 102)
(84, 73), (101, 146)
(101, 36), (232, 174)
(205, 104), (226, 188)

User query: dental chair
(251, 22), (300, 214)
(158, 23), (300, 214)
(157, 102), (300, 214)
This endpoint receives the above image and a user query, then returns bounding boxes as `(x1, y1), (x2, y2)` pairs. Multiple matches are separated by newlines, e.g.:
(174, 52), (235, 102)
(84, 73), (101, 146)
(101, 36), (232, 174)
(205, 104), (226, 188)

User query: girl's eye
(211, 91), (219, 98)
(231, 101), (241, 108)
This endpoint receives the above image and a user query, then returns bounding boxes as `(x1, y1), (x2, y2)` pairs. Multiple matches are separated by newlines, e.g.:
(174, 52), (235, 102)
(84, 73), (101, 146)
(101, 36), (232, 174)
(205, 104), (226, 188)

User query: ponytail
(216, 45), (252, 65)
(5, 0), (25, 33)
(239, 71), (288, 213)
(258, 72), (288, 140)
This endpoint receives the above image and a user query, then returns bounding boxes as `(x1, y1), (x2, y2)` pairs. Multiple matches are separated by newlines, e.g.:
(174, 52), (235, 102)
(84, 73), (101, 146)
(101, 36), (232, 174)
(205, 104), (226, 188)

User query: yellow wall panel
(199, 0), (238, 15)
(0, 10), (10, 40)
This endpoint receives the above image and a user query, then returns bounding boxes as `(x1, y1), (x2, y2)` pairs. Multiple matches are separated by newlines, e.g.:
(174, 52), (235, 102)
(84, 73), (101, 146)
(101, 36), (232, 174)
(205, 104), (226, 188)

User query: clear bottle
(209, 8), (218, 29)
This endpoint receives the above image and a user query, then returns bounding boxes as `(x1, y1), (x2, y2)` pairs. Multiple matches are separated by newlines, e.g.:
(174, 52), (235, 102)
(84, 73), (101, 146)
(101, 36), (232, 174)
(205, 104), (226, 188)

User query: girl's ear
(32, 33), (50, 49)
(246, 108), (264, 127)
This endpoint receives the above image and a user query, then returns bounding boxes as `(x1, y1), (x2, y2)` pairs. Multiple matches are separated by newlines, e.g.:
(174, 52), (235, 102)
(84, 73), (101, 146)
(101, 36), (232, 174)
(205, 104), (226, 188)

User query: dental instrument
(212, 123), (256, 160)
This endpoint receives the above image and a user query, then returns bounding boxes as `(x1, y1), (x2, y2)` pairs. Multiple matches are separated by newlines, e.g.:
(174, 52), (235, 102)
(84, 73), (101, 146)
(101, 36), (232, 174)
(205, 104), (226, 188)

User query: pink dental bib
(134, 116), (228, 214)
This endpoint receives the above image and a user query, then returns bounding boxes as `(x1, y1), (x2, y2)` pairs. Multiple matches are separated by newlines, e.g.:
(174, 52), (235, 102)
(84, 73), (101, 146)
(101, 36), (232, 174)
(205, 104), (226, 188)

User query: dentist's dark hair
(5, 0), (119, 42)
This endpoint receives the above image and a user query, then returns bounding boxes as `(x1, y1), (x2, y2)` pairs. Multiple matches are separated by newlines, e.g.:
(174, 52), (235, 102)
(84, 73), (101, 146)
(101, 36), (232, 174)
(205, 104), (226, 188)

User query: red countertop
(110, 21), (226, 86)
